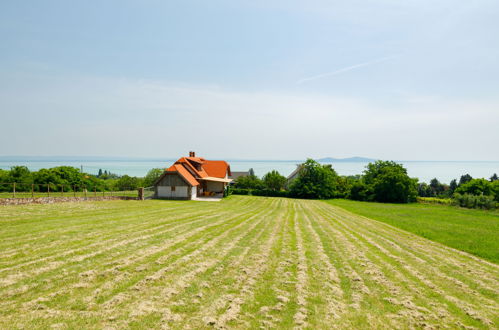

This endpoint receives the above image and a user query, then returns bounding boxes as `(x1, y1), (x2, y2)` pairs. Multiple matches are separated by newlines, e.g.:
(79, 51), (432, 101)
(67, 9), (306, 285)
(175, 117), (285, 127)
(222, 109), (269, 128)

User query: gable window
(171, 186), (176, 191)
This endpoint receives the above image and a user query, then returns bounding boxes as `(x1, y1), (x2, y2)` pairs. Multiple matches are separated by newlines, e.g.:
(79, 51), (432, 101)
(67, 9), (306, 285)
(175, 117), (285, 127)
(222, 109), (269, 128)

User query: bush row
(452, 193), (498, 210)
(416, 197), (452, 205)
(231, 188), (290, 198)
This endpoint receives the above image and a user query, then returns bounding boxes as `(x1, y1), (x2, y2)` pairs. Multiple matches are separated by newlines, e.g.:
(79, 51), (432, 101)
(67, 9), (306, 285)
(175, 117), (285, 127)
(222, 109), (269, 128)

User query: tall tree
(459, 174), (473, 186)
(490, 173), (499, 182)
(143, 168), (164, 187)
(449, 179), (458, 194)
(262, 170), (286, 191)
(289, 159), (340, 199)
(363, 160), (417, 203)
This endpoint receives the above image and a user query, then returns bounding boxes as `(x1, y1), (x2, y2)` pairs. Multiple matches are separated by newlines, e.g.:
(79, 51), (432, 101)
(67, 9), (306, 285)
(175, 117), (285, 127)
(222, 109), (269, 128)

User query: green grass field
(327, 199), (499, 263)
(0, 196), (497, 329)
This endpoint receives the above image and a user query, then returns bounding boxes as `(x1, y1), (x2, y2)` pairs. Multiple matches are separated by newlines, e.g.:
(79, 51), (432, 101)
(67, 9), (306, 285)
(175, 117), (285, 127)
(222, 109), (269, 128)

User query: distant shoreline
(0, 156), (498, 163)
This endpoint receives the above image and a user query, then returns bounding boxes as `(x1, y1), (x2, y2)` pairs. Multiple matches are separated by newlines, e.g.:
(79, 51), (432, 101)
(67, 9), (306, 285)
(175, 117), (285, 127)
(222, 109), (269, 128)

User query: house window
(171, 186), (176, 191)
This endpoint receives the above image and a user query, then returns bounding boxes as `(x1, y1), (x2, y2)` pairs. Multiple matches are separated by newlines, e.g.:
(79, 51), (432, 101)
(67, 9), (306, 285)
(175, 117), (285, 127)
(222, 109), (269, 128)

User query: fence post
(47, 184), (50, 198)
(138, 187), (144, 200)
(84, 186), (87, 198)
(61, 184), (64, 197)
(73, 186), (76, 197)
(31, 184), (34, 198)
(13, 182), (16, 198)
(94, 187), (97, 197)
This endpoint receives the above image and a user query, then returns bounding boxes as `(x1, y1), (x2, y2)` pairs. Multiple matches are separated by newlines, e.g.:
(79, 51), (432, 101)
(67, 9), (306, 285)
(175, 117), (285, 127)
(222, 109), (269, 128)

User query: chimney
(189, 151), (195, 157)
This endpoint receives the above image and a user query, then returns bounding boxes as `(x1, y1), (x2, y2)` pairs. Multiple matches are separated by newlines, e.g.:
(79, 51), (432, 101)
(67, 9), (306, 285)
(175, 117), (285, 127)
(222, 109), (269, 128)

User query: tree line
(0, 166), (164, 192)
(232, 159), (499, 209)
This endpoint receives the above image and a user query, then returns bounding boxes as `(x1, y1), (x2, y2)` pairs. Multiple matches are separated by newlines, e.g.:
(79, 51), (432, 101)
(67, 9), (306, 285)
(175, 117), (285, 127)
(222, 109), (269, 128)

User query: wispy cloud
(296, 55), (396, 84)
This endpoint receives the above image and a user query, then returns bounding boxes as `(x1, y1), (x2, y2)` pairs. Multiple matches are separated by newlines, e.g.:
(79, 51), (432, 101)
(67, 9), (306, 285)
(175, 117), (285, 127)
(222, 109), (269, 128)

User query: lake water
(0, 158), (498, 184)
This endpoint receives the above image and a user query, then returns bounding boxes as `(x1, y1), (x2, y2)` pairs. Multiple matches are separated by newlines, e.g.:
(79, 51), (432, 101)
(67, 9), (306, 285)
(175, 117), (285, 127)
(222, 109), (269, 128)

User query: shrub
(231, 188), (251, 195)
(456, 179), (493, 196)
(452, 193), (497, 210)
(231, 188), (289, 198)
(417, 197), (452, 205)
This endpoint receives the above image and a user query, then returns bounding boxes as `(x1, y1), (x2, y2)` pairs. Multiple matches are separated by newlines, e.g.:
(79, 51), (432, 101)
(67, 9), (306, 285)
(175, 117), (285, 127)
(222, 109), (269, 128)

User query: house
(286, 164), (303, 187)
(154, 152), (232, 199)
(287, 164), (303, 185)
(228, 171), (250, 184)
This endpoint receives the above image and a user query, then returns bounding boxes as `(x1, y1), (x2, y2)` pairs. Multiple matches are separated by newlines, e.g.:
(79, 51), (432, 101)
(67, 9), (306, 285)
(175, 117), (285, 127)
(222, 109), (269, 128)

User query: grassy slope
(0, 196), (497, 329)
(327, 199), (499, 263)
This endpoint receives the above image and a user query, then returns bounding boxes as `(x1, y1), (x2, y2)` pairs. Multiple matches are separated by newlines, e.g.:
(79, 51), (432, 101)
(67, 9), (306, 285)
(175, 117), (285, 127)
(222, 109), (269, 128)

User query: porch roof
(199, 177), (233, 183)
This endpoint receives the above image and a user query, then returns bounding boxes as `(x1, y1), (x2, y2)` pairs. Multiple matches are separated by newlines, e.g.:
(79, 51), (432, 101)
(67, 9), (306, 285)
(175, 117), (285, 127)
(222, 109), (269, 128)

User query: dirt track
(0, 196), (497, 329)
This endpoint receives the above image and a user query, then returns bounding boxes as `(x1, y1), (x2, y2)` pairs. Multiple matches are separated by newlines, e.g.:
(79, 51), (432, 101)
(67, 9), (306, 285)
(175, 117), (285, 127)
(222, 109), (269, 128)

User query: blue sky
(1, 0), (498, 160)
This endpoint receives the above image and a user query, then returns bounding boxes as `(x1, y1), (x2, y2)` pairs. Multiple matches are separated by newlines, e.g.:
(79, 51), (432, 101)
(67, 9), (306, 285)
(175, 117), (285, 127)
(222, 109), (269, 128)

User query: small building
(154, 152), (232, 200)
(286, 164), (303, 187)
(229, 171), (250, 183)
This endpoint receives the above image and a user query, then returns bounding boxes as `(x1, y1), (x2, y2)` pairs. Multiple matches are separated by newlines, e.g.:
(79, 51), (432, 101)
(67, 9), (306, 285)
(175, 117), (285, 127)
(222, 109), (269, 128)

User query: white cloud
(0, 73), (498, 160)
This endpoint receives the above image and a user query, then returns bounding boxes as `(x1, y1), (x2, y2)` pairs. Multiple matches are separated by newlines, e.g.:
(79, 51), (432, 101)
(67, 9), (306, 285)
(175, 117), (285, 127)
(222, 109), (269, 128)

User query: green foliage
(349, 180), (371, 201)
(491, 173), (499, 182)
(234, 174), (264, 189)
(143, 168), (164, 187)
(452, 193), (497, 210)
(231, 188), (289, 197)
(449, 179), (458, 194)
(417, 183), (433, 197)
(456, 178), (493, 196)
(417, 197), (452, 205)
(492, 181), (499, 202)
(362, 160), (417, 203)
(9, 166), (32, 183)
(115, 175), (142, 191)
(0, 166), (149, 193)
(262, 170), (286, 191)
(459, 174), (473, 186)
(289, 159), (340, 199)
(231, 188), (252, 195)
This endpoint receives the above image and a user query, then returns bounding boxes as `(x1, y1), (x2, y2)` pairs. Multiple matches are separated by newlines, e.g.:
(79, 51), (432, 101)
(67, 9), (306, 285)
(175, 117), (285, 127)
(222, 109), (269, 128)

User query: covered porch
(197, 177), (232, 197)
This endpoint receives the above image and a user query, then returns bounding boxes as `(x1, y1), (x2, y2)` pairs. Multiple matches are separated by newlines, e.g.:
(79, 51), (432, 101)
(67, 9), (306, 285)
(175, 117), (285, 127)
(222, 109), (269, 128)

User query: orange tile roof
(163, 155), (230, 186)
(173, 164), (199, 186)
(202, 160), (231, 178)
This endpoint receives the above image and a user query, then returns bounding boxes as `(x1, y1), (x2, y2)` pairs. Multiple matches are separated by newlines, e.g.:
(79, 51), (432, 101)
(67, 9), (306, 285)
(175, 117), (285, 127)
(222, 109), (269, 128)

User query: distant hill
(317, 157), (376, 163)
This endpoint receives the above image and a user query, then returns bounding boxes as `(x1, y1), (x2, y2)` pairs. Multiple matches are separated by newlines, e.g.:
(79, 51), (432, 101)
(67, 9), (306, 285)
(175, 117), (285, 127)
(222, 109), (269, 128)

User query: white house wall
(157, 185), (189, 198)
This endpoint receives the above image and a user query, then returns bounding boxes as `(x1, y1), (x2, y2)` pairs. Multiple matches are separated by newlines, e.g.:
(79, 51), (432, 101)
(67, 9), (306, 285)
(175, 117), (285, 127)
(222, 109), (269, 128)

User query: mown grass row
(0, 196), (497, 329)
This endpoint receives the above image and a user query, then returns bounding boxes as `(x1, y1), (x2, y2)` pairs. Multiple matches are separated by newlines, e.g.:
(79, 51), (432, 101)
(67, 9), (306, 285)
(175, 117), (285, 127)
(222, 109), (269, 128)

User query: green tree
(491, 181), (499, 201)
(289, 159), (340, 199)
(349, 180), (371, 201)
(143, 168), (164, 187)
(459, 174), (473, 186)
(417, 182), (433, 197)
(8, 166), (32, 183)
(490, 173), (499, 182)
(456, 179), (492, 196)
(98, 169), (103, 177)
(449, 179), (458, 194)
(234, 174), (264, 189)
(262, 170), (286, 191)
(115, 175), (142, 191)
(363, 160), (417, 203)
